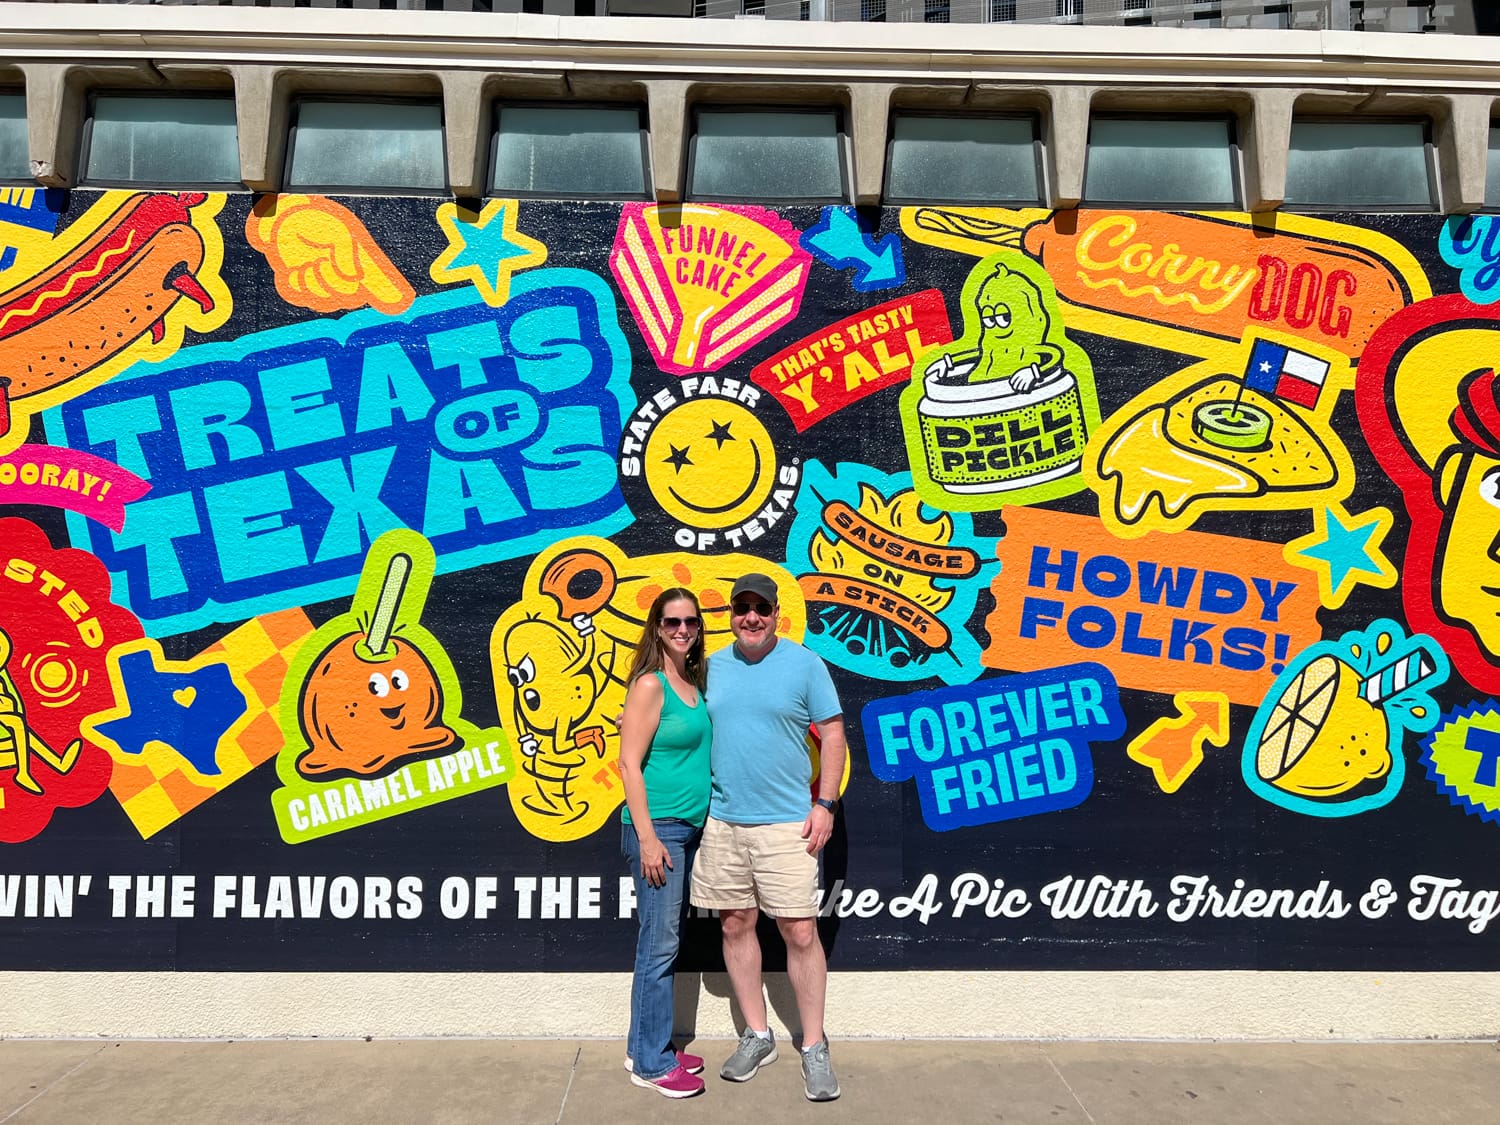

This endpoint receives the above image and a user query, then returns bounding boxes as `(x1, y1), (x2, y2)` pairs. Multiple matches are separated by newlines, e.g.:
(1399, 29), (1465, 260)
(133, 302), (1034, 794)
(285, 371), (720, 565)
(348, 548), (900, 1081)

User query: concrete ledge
(3, 971), (1498, 1040)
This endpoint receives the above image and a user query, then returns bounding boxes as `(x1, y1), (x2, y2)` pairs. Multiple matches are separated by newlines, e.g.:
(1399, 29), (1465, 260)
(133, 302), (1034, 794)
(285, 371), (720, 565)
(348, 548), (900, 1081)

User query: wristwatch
(813, 797), (837, 813)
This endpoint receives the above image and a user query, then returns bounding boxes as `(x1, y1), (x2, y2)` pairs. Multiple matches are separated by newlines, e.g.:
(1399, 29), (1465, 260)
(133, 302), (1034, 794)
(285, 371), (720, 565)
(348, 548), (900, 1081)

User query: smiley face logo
(644, 398), (776, 529)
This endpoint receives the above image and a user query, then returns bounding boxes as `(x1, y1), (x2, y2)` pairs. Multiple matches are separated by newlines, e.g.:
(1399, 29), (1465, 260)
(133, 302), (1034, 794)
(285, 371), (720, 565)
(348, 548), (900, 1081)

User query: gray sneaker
(801, 1039), (841, 1101)
(720, 1029), (777, 1081)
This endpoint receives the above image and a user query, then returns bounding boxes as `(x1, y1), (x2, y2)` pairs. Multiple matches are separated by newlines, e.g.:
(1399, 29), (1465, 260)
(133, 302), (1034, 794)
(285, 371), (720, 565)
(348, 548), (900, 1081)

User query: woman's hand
(639, 834), (674, 888)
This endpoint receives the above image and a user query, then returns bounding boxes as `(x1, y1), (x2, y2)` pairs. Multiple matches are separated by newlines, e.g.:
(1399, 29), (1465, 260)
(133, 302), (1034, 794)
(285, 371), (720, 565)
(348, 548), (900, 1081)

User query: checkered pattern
(107, 609), (313, 839)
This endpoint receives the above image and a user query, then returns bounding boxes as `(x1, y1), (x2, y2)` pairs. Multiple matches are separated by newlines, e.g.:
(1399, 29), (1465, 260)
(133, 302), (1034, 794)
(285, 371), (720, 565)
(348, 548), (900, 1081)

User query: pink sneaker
(630, 1063), (705, 1099)
(624, 1049), (705, 1075)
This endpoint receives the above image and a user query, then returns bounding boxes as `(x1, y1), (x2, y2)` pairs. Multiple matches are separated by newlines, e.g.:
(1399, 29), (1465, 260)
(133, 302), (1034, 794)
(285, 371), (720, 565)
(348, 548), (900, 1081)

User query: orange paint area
(247, 194), (414, 316)
(985, 508), (1321, 705)
(901, 207), (1429, 361)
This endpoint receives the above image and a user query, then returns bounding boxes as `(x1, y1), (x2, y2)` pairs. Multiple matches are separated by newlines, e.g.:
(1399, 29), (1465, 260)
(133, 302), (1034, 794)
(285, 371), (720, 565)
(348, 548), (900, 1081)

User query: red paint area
(0, 517), (144, 841)
(752, 289), (952, 431)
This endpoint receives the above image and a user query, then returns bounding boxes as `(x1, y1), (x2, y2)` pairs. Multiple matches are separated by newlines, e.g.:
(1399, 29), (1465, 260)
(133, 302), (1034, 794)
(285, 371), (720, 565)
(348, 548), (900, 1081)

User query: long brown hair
(625, 586), (707, 693)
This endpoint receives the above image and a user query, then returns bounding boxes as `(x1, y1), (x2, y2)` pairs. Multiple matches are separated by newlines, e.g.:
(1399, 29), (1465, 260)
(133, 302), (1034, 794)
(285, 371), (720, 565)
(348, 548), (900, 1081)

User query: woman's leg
(626, 819), (694, 1080)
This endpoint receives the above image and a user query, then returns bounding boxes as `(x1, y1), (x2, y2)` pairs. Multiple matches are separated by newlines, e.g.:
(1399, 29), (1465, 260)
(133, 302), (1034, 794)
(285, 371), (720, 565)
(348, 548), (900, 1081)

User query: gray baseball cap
(730, 572), (778, 605)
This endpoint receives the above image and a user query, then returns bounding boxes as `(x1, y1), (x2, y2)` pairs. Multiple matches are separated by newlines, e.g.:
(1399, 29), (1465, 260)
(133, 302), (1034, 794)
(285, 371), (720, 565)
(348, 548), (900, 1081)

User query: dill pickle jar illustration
(901, 249), (1098, 511)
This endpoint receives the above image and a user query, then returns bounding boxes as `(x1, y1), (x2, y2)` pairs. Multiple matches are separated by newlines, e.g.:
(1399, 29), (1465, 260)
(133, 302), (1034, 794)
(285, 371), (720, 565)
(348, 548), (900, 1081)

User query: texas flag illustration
(1243, 338), (1331, 409)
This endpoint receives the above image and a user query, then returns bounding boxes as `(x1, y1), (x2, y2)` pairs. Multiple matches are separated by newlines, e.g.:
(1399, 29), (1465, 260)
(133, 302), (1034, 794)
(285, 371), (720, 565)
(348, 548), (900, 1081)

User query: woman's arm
(618, 674), (672, 887)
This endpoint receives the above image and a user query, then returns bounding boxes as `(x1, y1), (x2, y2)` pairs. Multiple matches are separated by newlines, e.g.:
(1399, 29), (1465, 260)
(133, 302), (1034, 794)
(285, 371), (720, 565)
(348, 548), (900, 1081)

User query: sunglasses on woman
(659, 615), (701, 630)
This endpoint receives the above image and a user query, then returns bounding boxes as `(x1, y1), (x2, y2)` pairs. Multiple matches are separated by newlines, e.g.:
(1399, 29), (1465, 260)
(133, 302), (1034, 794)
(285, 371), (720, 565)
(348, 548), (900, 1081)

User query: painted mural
(4, 184), (1500, 970)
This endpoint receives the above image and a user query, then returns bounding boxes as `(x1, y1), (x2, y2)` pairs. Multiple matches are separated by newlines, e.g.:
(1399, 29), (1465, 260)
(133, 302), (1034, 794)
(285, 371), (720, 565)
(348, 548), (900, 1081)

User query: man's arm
(801, 714), (847, 855)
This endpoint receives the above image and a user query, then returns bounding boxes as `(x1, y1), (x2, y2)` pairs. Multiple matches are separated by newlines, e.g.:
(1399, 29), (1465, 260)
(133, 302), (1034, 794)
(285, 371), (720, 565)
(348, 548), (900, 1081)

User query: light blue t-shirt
(706, 639), (842, 824)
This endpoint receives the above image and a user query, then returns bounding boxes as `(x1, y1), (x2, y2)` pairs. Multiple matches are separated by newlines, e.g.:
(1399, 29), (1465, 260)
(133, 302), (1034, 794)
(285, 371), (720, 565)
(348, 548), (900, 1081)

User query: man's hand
(801, 804), (835, 855)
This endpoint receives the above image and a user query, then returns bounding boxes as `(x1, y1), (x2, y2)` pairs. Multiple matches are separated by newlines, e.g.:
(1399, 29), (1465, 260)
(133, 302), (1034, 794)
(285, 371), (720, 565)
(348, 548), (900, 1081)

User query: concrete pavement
(1, 1038), (1497, 1124)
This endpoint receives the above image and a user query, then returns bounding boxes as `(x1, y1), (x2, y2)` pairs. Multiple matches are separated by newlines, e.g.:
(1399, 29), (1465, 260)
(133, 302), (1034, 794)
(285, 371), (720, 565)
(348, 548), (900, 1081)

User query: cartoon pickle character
(1433, 368), (1500, 662)
(903, 250), (1096, 507)
(296, 552), (457, 779)
(500, 613), (624, 826)
(963, 261), (1063, 387)
(0, 626), (82, 794)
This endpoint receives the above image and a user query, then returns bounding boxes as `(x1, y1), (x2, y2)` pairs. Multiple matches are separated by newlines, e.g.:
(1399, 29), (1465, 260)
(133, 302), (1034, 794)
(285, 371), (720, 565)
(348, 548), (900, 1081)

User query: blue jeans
(622, 817), (700, 1080)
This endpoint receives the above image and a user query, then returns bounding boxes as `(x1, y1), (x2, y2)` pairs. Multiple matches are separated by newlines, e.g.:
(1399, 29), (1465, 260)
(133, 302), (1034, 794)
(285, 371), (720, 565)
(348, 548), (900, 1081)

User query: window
(287, 99), (445, 193)
(1285, 119), (1433, 210)
(1084, 116), (1238, 207)
(490, 105), (648, 199)
(0, 94), (26, 181)
(885, 114), (1041, 204)
(82, 94), (239, 186)
(688, 108), (846, 203)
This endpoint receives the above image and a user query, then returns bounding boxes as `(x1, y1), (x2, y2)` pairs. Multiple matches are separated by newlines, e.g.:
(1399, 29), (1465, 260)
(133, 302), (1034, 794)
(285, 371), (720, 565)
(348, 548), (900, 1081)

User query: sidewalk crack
(0, 1043), (110, 1125)
(1041, 1046), (1098, 1125)
(554, 1045), (583, 1124)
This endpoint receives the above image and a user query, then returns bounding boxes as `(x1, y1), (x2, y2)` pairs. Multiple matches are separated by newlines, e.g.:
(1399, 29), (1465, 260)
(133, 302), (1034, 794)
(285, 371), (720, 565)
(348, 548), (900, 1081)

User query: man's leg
(775, 915), (826, 1047)
(719, 906), (766, 1030)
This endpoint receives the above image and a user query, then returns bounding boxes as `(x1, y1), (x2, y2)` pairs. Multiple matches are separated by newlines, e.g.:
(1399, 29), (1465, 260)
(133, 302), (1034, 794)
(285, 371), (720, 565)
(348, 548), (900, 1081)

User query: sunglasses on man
(731, 600), (774, 617)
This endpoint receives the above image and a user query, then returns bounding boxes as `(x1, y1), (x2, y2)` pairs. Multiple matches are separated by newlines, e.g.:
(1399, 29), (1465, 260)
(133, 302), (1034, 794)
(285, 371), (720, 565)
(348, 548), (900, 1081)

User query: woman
(618, 586), (713, 1099)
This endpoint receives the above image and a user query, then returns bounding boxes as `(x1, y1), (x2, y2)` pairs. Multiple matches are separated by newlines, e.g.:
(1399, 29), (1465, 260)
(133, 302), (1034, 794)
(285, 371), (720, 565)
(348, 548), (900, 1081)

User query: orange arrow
(1126, 692), (1230, 793)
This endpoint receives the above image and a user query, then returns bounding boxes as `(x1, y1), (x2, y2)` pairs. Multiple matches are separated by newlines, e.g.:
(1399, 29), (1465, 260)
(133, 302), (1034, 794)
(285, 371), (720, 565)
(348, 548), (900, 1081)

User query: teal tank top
(621, 671), (713, 828)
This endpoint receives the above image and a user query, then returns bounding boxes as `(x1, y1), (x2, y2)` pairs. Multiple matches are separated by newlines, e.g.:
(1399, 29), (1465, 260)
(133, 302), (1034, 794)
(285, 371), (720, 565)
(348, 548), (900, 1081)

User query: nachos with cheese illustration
(1086, 335), (1355, 537)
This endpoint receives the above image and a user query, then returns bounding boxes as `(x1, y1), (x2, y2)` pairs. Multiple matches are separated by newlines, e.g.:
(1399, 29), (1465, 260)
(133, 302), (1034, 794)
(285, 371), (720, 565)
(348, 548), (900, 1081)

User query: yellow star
(430, 199), (548, 307)
(1285, 504), (1399, 610)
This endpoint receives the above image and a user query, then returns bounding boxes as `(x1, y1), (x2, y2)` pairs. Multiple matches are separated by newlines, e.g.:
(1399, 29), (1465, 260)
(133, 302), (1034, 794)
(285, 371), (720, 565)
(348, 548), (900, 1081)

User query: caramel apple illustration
(296, 552), (457, 779)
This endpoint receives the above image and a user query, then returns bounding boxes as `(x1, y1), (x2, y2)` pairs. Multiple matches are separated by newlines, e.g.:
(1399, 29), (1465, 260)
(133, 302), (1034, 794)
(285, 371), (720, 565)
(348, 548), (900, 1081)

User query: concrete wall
(2, 7), (1500, 1040)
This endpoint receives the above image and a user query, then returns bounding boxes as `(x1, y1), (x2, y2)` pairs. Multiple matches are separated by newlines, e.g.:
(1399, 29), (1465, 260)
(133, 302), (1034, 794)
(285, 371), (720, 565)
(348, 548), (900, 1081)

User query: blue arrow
(801, 207), (905, 293)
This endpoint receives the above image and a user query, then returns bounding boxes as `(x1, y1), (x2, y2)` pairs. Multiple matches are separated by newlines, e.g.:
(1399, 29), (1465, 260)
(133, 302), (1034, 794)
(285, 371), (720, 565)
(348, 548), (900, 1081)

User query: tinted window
(886, 114), (1040, 203)
(289, 100), (445, 192)
(0, 94), (26, 180)
(491, 105), (646, 197)
(1085, 117), (1237, 206)
(84, 95), (240, 185)
(689, 109), (844, 202)
(1286, 120), (1431, 208)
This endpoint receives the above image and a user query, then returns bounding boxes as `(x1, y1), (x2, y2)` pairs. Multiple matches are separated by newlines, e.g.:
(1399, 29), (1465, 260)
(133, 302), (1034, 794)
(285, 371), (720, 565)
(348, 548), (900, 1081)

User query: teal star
(1287, 505), (1398, 609)
(430, 199), (548, 307)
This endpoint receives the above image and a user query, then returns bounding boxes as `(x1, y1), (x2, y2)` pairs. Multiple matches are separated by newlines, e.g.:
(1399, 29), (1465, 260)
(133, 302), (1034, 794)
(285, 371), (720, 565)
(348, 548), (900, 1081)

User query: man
(690, 572), (847, 1103)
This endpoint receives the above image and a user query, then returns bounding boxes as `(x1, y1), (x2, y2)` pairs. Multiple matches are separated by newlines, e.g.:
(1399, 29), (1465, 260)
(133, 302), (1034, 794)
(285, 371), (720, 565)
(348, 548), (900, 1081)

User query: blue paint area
(801, 207), (904, 292)
(1439, 215), (1500, 304)
(94, 649), (247, 776)
(862, 662), (1123, 831)
(785, 459), (997, 685)
(1295, 506), (1388, 594)
(48, 269), (637, 635)
(0, 187), (66, 234)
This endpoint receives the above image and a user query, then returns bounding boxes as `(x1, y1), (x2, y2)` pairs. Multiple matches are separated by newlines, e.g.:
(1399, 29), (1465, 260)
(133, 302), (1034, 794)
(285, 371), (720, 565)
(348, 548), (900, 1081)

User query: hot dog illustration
(901, 207), (1430, 362)
(0, 191), (218, 439)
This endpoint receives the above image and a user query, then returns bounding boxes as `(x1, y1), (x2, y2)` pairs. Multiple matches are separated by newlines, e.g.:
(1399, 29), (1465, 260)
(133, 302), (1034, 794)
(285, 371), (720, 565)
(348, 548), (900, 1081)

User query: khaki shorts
(689, 815), (820, 918)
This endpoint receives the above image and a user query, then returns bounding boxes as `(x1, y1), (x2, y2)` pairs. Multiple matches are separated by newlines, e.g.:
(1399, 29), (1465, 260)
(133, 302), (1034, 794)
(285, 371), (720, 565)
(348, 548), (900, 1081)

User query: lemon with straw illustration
(1242, 621), (1448, 817)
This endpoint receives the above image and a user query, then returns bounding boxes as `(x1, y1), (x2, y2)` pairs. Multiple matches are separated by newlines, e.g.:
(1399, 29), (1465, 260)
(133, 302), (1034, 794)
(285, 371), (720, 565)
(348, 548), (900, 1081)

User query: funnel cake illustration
(901, 249), (1098, 511)
(295, 548), (456, 780)
(610, 203), (811, 376)
(1241, 619), (1448, 818)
